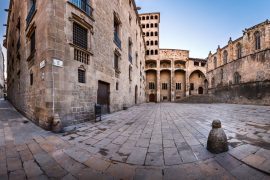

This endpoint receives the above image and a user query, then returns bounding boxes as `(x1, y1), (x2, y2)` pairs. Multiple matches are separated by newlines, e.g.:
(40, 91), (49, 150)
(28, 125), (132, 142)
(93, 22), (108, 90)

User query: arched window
(211, 77), (215, 87)
(142, 16), (145, 20)
(155, 32), (158, 36)
(146, 24), (149, 28)
(150, 50), (154, 55)
(155, 40), (158, 45)
(223, 50), (228, 64)
(146, 16), (149, 20)
(146, 50), (149, 55)
(213, 57), (217, 69)
(146, 32), (149, 37)
(146, 41), (149, 46)
(254, 31), (261, 50)
(234, 72), (241, 84)
(150, 32), (154, 36)
(150, 41), (153, 45)
(155, 15), (158, 19)
(155, 23), (158, 27)
(150, 16), (153, 19)
(155, 50), (158, 55)
(150, 23), (153, 28)
(236, 43), (242, 59)
(78, 66), (86, 83)
(142, 24), (145, 28)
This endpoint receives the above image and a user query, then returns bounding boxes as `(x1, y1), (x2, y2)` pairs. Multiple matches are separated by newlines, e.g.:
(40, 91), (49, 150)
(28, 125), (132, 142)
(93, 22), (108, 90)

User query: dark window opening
(78, 69), (86, 83)
(190, 83), (194, 90)
(162, 83), (168, 90)
(73, 22), (88, 49)
(149, 82), (155, 90)
(176, 83), (181, 90)
(30, 31), (35, 54)
(30, 72), (33, 86)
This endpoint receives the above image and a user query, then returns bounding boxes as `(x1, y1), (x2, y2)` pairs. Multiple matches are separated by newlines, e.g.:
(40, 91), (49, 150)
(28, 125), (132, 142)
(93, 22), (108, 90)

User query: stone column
(157, 70), (160, 102)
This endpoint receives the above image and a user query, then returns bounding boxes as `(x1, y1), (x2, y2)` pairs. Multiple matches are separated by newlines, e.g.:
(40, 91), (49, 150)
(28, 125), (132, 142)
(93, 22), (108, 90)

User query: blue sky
(135, 0), (270, 58)
(0, 0), (269, 60)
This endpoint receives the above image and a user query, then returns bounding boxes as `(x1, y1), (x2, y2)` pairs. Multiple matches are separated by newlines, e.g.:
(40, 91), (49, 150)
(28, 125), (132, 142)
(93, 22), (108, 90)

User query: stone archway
(189, 70), (207, 95)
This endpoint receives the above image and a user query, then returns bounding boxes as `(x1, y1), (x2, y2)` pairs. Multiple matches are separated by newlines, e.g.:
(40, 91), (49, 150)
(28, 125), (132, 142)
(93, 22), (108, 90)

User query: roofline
(159, 48), (190, 52)
(4, 0), (13, 46)
(139, 12), (160, 16)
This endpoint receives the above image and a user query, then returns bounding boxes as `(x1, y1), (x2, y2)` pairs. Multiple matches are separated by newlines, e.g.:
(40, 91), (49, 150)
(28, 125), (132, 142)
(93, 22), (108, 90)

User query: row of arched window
(140, 15), (159, 21)
(143, 32), (158, 37)
(146, 40), (158, 46)
(146, 50), (159, 55)
(212, 31), (262, 69)
(142, 23), (158, 29)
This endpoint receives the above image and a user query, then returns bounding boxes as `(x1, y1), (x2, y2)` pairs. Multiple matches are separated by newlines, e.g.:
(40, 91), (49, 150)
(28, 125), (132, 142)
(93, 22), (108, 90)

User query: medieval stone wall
(207, 20), (270, 105)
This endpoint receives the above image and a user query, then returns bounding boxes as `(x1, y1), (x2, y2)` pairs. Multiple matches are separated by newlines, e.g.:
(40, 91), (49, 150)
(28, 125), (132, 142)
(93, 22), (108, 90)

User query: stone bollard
(207, 120), (228, 154)
(52, 113), (63, 133)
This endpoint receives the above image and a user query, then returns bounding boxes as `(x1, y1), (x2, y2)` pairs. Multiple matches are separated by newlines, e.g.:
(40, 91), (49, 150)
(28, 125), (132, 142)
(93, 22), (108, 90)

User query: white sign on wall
(40, 60), (46, 69)
(53, 59), (63, 67)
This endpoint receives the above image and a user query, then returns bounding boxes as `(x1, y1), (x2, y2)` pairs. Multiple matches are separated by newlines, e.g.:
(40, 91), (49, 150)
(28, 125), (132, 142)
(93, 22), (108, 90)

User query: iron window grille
(73, 22), (88, 49)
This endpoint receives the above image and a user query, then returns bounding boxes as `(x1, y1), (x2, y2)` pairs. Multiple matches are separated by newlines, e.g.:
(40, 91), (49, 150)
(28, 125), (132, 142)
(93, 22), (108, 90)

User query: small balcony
(74, 47), (90, 65)
(69, 0), (93, 17)
(114, 32), (121, 49)
(26, 3), (36, 26)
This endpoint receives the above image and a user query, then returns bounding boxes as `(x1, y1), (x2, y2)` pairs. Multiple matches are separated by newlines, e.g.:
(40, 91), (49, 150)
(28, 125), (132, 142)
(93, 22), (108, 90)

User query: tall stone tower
(139, 13), (161, 102)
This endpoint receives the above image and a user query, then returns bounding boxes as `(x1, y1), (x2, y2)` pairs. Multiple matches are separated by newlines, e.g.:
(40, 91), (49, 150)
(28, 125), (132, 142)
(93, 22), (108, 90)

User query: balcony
(114, 32), (121, 49)
(74, 47), (90, 65)
(26, 3), (36, 26)
(69, 0), (93, 17)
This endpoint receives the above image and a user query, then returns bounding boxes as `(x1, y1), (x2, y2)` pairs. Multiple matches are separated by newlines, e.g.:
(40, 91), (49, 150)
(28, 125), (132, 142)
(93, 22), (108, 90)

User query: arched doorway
(198, 87), (204, 94)
(189, 70), (206, 96)
(135, 85), (138, 104)
(149, 94), (156, 102)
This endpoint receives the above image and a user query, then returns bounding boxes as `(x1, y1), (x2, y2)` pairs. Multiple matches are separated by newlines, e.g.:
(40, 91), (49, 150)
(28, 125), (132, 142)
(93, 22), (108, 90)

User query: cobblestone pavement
(0, 100), (270, 179)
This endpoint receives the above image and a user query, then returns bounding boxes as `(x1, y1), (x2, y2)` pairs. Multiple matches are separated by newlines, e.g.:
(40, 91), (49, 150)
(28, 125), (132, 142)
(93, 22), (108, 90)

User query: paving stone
(134, 167), (163, 180)
(84, 157), (111, 172)
(145, 152), (164, 166)
(19, 149), (34, 161)
(179, 150), (197, 163)
(7, 157), (22, 171)
(9, 169), (26, 180)
(75, 168), (113, 180)
(105, 163), (135, 180)
(164, 147), (182, 165)
(23, 160), (43, 178)
(126, 147), (147, 165)
(136, 138), (150, 148)
(148, 143), (163, 153)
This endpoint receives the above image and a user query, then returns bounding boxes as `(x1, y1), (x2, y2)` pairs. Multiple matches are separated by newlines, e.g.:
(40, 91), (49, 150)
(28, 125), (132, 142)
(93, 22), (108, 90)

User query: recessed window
(155, 41), (158, 45)
(30, 72), (33, 86)
(176, 83), (181, 90)
(73, 22), (88, 49)
(236, 43), (242, 59)
(162, 83), (168, 90)
(149, 82), (155, 90)
(30, 30), (35, 54)
(254, 31), (261, 50)
(116, 82), (119, 90)
(78, 69), (86, 83)
(190, 83), (194, 90)
(194, 62), (199, 66)
(114, 52), (120, 70)
(223, 50), (228, 64)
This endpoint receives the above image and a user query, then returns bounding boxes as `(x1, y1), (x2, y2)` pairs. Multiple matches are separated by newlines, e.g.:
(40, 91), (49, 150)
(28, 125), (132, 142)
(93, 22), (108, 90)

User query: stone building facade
(139, 13), (207, 102)
(5, 0), (146, 129)
(0, 46), (4, 98)
(207, 20), (270, 105)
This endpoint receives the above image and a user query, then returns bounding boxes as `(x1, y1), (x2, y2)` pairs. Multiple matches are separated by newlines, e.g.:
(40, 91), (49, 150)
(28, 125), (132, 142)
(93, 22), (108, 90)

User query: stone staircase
(177, 94), (222, 104)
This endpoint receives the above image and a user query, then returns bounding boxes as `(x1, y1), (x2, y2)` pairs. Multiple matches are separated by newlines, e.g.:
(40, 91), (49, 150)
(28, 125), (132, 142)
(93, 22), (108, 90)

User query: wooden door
(97, 81), (110, 114)
(149, 94), (156, 102)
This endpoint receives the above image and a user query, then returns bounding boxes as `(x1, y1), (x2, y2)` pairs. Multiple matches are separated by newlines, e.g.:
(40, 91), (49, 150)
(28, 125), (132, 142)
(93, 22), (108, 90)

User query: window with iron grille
(176, 83), (181, 90)
(149, 82), (155, 90)
(30, 31), (35, 54)
(78, 69), (86, 83)
(114, 53), (119, 70)
(162, 83), (168, 90)
(73, 22), (88, 49)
